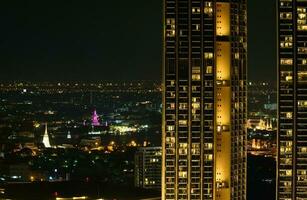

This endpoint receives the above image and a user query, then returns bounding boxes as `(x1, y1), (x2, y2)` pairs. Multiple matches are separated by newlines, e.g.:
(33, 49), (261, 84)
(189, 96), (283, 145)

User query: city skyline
(0, 0), (275, 82)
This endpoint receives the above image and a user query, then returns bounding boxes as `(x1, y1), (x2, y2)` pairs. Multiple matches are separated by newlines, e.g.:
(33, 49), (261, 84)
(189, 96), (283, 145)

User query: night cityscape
(0, 0), (304, 200)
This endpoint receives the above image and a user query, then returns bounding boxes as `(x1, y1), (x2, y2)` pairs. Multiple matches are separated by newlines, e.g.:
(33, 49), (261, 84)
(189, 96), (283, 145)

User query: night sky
(0, 0), (275, 82)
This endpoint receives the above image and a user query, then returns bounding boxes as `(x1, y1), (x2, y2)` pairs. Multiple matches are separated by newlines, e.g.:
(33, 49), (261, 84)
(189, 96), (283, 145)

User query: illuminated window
(194, 24), (200, 31)
(298, 7), (307, 30)
(204, 53), (213, 59)
(166, 18), (176, 37)
(280, 141), (292, 153)
(205, 103), (213, 109)
(179, 103), (188, 110)
(284, 181), (292, 187)
(204, 143), (213, 150)
(298, 101), (307, 107)
(280, 170), (292, 177)
(280, 158), (292, 165)
(235, 53), (240, 59)
(192, 7), (201, 14)
(167, 126), (175, 131)
(280, 36), (292, 48)
(285, 75), (293, 82)
(192, 67), (201, 81)
(298, 170), (307, 175)
(169, 103), (175, 109)
(298, 47), (307, 53)
(179, 171), (187, 178)
(179, 143), (188, 155)
(280, 58), (293, 65)
(299, 147), (307, 153)
(286, 112), (293, 119)
(166, 137), (175, 144)
(286, 129), (293, 137)
(204, 154), (213, 161)
(170, 80), (175, 86)
(204, 2), (213, 16)
(191, 143), (200, 155)
(179, 120), (187, 126)
(192, 102), (200, 110)
(280, 12), (292, 20)
(206, 66), (213, 74)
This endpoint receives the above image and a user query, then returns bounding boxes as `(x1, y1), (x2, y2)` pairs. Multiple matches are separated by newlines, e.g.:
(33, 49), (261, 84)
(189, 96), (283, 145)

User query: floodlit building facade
(162, 0), (247, 199)
(277, 0), (307, 199)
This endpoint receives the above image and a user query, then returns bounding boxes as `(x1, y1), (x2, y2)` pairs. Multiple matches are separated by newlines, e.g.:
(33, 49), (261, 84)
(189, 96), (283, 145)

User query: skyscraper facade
(162, 0), (247, 200)
(277, 1), (307, 199)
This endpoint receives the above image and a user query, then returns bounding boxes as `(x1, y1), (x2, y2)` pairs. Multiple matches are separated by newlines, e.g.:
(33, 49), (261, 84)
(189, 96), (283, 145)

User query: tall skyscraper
(277, 1), (307, 199)
(162, 1), (247, 200)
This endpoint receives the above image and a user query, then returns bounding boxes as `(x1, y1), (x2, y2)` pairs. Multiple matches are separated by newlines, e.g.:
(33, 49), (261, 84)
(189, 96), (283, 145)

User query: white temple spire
(43, 123), (51, 148)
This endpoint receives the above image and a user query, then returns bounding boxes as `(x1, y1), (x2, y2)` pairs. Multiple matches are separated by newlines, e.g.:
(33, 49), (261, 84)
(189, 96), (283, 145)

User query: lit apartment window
(179, 143), (188, 155)
(286, 112), (293, 119)
(179, 103), (188, 110)
(205, 103), (213, 109)
(191, 143), (200, 155)
(192, 7), (201, 14)
(284, 181), (292, 187)
(194, 24), (200, 31)
(280, 58), (293, 65)
(204, 154), (213, 161)
(166, 137), (175, 144)
(280, 12), (292, 20)
(280, 36), (293, 48)
(179, 120), (188, 126)
(204, 52), (213, 59)
(297, 7), (307, 30)
(192, 67), (201, 81)
(298, 101), (307, 107)
(280, 170), (292, 177)
(192, 86), (198, 91)
(299, 147), (307, 153)
(285, 75), (293, 82)
(170, 80), (175, 86)
(298, 47), (307, 53)
(204, 2), (213, 16)
(192, 102), (200, 110)
(280, 141), (292, 153)
(166, 18), (176, 37)
(206, 66), (213, 74)
(167, 125), (175, 131)
(280, 158), (292, 165)
(179, 171), (187, 178)
(286, 129), (293, 137)
(204, 143), (213, 150)
(235, 53), (240, 59)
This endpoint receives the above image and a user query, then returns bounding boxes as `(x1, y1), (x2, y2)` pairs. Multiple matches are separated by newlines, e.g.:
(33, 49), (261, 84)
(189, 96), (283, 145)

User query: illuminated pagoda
(88, 109), (108, 135)
(91, 109), (101, 126)
(42, 123), (51, 148)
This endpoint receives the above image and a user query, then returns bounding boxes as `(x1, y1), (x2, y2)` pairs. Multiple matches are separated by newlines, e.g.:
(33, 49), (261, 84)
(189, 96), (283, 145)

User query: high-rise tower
(162, 0), (247, 200)
(277, 0), (307, 199)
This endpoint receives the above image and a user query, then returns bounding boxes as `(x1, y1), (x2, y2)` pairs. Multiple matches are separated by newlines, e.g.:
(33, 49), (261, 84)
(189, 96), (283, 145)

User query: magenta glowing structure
(91, 110), (100, 126)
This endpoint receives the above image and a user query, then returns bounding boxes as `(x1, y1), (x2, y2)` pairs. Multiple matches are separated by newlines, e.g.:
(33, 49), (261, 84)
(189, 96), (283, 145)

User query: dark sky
(0, 0), (276, 82)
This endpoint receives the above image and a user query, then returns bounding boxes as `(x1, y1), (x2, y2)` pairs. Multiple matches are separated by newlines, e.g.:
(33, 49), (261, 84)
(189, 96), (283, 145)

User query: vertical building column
(214, 2), (231, 200)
